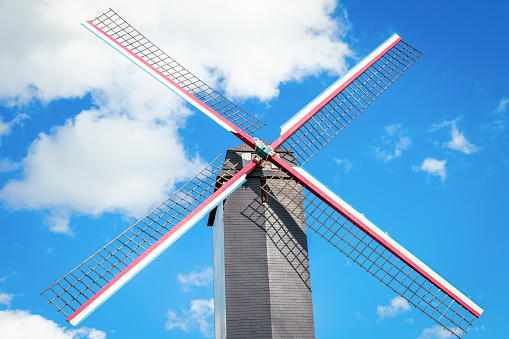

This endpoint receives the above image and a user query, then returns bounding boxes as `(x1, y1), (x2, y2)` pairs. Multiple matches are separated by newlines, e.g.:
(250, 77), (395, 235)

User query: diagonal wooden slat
(41, 155), (252, 325)
(83, 8), (264, 140)
(262, 156), (483, 338)
(273, 35), (422, 166)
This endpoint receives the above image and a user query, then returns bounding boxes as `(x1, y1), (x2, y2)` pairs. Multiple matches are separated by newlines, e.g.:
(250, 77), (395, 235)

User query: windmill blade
(263, 156), (483, 338)
(82, 8), (263, 144)
(42, 155), (257, 326)
(271, 35), (422, 166)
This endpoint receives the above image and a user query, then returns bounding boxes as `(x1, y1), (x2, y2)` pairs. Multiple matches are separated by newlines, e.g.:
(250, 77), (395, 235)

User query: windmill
(42, 8), (483, 338)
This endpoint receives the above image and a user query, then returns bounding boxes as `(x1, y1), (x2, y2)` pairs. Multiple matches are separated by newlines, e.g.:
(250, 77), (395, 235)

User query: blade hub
(254, 138), (275, 164)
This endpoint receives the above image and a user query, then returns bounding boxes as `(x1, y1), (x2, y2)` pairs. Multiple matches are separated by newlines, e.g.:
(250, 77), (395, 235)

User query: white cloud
(69, 328), (106, 339)
(0, 276), (6, 282)
(0, 110), (203, 235)
(0, 309), (106, 339)
(166, 298), (214, 337)
(430, 120), (478, 154)
(481, 97), (508, 138)
(0, 293), (14, 307)
(445, 123), (478, 154)
(45, 213), (74, 235)
(0, 0), (354, 233)
(0, 120), (10, 142)
(413, 158), (447, 181)
(417, 325), (456, 339)
(481, 119), (505, 133)
(0, 114), (26, 173)
(0, 159), (20, 173)
(0, 0), (352, 104)
(177, 267), (213, 292)
(374, 124), (411, 162)
(377, 296), (411, 319)
(0, 114), (27, 146)
(495, 97), (509, 113)
(334, 158), (352, 171)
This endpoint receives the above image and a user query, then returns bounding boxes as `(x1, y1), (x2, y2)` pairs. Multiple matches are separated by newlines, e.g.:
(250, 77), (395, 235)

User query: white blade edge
(294, 166), (484, 317)
(81, 21), (235, 134)
(280, 34), (400, 136)
(68, 171), (248, 326)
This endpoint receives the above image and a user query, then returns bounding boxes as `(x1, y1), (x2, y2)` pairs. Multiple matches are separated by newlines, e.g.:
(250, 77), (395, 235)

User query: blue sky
(0, 0), (507, 338)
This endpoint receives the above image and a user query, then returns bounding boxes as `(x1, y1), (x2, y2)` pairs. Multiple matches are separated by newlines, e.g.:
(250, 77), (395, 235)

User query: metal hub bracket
(254, 139), (275, 164)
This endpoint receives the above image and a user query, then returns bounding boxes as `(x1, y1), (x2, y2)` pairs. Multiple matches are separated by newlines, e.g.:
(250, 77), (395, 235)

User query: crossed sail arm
(272, 34), (422, 166)
(43, 7), (484, 336)
(43, 8), (264, 326)
(41, 156), (256, 326)
(83, 8), (263, 144)
(264, 155), (483, 338)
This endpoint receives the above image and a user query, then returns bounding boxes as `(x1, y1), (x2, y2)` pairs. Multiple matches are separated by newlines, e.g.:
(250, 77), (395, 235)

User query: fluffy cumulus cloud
(0, 309), (106, 339)
(0, 0), (351, 104)
(0, 0), (353, 233)
(0, 110), (203, 234)
(377, 296), (411, 319)
(166, 298), (214, 337)
(413, 158), (447, 181)
(430, 120), (478, 154)
(374, 124), (412, 162)
(177, 267), (213, 292)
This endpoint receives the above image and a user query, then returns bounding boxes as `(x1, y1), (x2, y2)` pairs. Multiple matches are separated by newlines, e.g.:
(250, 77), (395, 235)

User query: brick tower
(209, 144), (315, 338)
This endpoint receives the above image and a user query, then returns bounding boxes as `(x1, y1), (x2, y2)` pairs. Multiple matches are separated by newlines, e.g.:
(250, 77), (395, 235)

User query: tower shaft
(212, 145), (315, 338)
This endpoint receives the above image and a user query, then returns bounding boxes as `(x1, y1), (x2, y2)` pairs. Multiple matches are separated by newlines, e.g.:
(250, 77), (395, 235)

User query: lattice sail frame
(85, 8), (264, 135)
(261, 163), (480, 338)
(274, 35), (422, 166)
(41, 155), (244, 325)
(43, 8), (483, 336)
